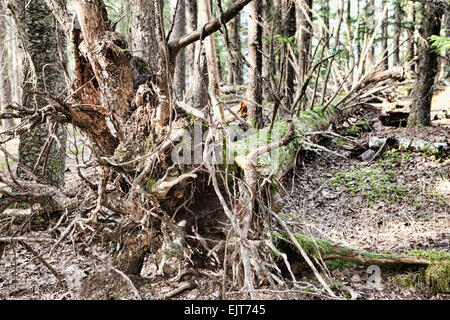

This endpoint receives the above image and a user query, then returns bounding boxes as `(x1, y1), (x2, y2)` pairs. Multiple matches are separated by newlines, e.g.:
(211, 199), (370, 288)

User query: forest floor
(0, 87), (448, 300)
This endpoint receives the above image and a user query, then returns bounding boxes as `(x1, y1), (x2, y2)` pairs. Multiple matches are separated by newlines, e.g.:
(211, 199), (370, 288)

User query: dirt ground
(0, 90), (448, 300)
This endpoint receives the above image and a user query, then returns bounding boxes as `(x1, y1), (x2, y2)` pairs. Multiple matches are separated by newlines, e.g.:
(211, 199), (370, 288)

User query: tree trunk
(381, 9), (389, 70)
(282, 0), (296, 110)
(128, 0), (158, 72)
(442, 7), (450, 79)
(247, 0), (263, 128)
(185, 0), (198, 96)
(17, 0), (67, 187)
(0, 1), (14, 129)
(296, 0), (313, 80)
(226, 7), (243, 86)
(169, 0), (186, 100)
(365, 0), (375, 67)
(406, 1), (415, 72)
(407, 4), (443, 128)
(392, 1), (402, 66)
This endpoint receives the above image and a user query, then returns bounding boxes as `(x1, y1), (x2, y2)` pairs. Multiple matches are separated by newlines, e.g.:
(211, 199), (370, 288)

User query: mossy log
(274, 232), (450, 292)
(230, 105), (356, 177)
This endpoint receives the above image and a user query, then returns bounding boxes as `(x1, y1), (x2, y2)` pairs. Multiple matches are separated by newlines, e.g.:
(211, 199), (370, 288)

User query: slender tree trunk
(407, 4), (443, 128)
(296, 0), (313, 80)
(199, 0), (223, 122)
(198, 0), (220, 93)
(262, 0), (274, 102)
(185, 0), (197, 93)
(381, 9), (389, 70)
(322, 0), (330, 52)
(169, 0), (186, 100)
(393, 0), (402, 66)
(247, 0), (263, 128)
(365, 0), (375, 67)
(406, 1), (415, 72)
(282, 0), (296, 110)
(188, 0), (209, 111)
(0, 2), (14, 129)
(227, 8), (243, 86)
(442, 8), (450, 79)
(17, 0), (67, 187)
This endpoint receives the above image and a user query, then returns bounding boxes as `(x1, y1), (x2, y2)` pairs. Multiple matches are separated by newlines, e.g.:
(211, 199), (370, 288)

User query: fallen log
(273, 231), (450, 293)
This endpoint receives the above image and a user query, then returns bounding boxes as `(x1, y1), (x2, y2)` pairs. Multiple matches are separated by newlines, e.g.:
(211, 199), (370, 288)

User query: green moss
(424, 264), (450, 293)
(132, 55), (152, 74)
(327, 259), (357, 271)
(115, 149), (134, 163)
(330, 167), (409, 206)
(146, 178), (157, 192)
(396, 263), (450, 294)
(273, 231), (337, 259)
(378, 150), (412, 168)
(341, 120), (371, 137)
(50, 159), (62, 173)
(406, 249), (450, 261)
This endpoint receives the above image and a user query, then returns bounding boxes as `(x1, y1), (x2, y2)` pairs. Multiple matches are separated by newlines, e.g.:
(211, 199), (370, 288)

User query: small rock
(359, 149), (376, 161)
(351, 274), (362, 283)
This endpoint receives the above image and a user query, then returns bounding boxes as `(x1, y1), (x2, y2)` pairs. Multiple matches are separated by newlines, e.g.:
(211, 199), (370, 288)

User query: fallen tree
(2, 0), (447, 300)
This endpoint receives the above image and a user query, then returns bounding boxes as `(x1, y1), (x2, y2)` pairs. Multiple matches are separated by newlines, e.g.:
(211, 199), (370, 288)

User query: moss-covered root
(274, 232), (450, 292)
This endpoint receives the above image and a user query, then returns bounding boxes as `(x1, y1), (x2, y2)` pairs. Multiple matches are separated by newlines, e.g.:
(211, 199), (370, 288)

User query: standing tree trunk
(247, 0), (263, 128)
(442, 7), (450, 79)
(17, 0), (67, 187)
(0, 2), (14, 129)
(322, 0), (330, 52)
(392, 0), (402, 66)
(128, 0), (158, 72)
(381, 9), (389, 70)
(186, 0), (197, 91)
(296, 0), (313, 81)
(169, 0), (186, 100)
(226, 7), (243, 86)
(198, 0), (226, 124)
(407, 4), (443, 128)
(406, 1), (416, 72)
(282, 0), (296, 110)
(365, 0), (375, 67)
(188, 0), (209, 111)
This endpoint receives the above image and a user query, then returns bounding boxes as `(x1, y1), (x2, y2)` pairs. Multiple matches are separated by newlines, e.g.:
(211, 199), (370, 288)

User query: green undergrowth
(395, 262), (450, 294)
(340, 120), (371, 137)
(378, 150), (412, 168)
(329, 167), (410, 206)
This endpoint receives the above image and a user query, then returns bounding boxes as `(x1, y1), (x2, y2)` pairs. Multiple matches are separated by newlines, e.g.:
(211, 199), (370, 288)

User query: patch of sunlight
(434, 178), (450, 197)
(431, 86), (450, 111)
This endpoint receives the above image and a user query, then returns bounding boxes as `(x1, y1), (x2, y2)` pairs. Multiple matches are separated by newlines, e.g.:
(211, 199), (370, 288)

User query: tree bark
(169, 0), (186, 100)
(296, 0), (313, 80)
(365, 0), (375, 67)
(282, 0), (296, 110)
(381, 9), (389, 70)
(185, 0), (197, 90)
(392, 0), (402, 66)
(407, 4), (443, 128)
(17, 0), (67, 187)
(128, 0), (158, 72)
(247, 0), (263, 129)
(0, 1), (14, 129)
(406, 1), (415, 72)
(226, 6), (243, 86)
